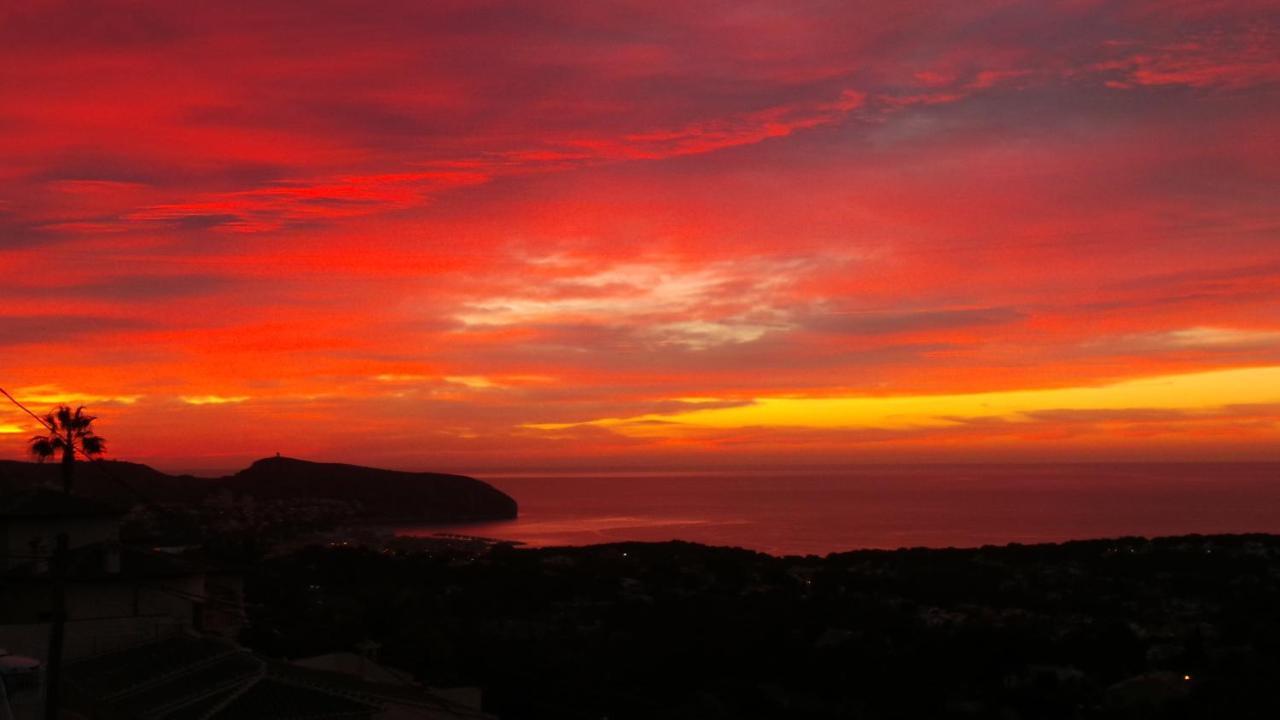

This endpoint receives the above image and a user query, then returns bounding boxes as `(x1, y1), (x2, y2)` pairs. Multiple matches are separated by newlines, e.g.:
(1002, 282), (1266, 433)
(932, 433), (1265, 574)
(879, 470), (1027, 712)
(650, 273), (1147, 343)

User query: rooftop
(63, 636), (495, 720)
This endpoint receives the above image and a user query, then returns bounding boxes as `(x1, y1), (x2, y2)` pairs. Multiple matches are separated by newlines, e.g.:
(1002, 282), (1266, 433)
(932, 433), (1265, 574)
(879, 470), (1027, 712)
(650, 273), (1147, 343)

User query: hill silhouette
(0, 459), (209, 502)
(0, 456), (517, 522)
(223, 456), (517, 521)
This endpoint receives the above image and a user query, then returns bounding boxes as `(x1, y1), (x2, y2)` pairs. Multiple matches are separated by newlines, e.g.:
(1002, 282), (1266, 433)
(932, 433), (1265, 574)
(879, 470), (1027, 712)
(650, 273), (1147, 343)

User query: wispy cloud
(179, 395), (250, 405)
(7, 386), (142, 407)
(1, 1), (1277, 466)
(1163, 326), (1280, 349)
(454, 255), (810, 350)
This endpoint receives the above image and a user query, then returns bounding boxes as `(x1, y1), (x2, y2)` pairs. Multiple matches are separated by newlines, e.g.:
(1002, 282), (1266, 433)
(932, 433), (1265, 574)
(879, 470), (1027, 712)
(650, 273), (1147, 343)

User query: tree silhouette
(29, 405), (106, 494)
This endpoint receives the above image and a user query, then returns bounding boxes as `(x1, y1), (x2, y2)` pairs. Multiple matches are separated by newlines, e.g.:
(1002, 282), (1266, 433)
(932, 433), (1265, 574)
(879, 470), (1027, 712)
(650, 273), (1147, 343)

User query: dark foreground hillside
(243, 534), (1280, 719)
(0, 456), (517, 524)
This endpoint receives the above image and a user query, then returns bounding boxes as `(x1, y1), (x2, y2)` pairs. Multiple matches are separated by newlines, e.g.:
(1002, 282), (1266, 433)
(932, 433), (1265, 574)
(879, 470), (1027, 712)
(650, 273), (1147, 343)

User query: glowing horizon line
(526, 365), (1280, 434)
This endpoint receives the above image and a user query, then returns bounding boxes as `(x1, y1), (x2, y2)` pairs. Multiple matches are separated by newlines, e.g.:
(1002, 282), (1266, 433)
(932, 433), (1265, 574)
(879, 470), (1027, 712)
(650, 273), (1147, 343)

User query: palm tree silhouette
(29, 405), (106, 494)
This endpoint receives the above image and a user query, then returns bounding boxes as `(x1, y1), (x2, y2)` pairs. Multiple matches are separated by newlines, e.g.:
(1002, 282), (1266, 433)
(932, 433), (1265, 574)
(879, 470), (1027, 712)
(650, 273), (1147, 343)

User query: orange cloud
(0, 1), (1277, 470)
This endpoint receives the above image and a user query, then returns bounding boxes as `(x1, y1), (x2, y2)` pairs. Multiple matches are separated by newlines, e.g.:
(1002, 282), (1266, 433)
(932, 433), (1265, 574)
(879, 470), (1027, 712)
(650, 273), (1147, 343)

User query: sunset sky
(2, 1), (1278, 473)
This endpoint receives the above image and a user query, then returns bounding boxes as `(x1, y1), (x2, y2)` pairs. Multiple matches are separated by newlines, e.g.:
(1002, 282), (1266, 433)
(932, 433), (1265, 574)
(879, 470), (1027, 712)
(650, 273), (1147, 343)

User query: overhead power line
(0, 386), (55, 429)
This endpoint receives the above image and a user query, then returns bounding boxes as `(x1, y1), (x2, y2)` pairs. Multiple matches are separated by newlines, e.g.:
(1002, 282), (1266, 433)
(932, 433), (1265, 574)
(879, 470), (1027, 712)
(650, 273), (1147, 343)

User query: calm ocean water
(398, 463), (1280, 556)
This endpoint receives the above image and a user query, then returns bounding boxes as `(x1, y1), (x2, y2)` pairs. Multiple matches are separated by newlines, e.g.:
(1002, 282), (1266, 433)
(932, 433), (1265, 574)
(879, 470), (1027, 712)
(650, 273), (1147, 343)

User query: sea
(397, 463), (1280, 556)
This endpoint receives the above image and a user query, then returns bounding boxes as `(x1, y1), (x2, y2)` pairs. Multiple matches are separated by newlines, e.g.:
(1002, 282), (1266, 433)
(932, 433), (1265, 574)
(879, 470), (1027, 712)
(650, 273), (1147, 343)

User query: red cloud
(1, 1), (1277, 468)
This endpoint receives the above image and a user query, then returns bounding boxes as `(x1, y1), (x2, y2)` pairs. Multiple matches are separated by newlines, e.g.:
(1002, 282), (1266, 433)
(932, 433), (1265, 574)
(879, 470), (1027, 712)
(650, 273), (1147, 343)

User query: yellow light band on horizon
(528, 365), (1280, 433)
(179, 395), (251, 405)
(6, 387), (142, 406)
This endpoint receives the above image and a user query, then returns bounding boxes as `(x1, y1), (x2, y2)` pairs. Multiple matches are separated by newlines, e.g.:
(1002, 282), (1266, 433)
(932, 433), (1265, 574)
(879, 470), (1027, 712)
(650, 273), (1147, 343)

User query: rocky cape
(0, 455), (517, 522)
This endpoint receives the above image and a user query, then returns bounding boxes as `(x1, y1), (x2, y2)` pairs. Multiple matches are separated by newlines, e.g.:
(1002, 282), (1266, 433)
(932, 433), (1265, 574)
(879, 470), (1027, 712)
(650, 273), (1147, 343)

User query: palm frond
(80, 435), (106, 456)
(29, 436), (56, 461)
(70, 406), (97, 431)
(34, 404), (108, 463)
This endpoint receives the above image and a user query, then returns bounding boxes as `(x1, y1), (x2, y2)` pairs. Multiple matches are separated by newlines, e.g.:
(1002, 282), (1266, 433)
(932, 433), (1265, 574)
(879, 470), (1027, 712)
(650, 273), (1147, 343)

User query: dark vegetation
(0, 458), (204, 502)
(243, 535), (1280, 719)
(26, 404), (107, 493)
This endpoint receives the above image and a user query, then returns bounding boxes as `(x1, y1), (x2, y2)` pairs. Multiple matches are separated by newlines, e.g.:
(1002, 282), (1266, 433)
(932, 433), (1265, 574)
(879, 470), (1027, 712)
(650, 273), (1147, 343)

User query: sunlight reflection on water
(397, 464), (1280, 556)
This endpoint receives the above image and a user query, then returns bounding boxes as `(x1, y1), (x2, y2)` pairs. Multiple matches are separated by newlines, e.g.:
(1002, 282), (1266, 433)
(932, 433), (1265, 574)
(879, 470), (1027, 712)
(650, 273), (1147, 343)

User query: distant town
(5, 448), (1280, 718)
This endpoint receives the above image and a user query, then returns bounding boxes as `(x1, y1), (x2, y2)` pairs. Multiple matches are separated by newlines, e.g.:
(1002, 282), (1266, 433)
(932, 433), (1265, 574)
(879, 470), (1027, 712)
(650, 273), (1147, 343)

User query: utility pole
(45, 532), (68, 720)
